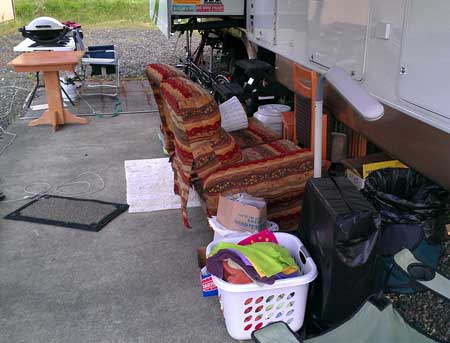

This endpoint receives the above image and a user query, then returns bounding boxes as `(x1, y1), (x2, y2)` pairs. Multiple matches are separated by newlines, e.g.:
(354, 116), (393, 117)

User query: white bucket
(253, 104), (291, 135)
(258, 104), (291, 114)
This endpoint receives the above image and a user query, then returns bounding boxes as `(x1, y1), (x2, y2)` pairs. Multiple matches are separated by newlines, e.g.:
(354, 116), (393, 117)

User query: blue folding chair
(81, 44), (120, 96)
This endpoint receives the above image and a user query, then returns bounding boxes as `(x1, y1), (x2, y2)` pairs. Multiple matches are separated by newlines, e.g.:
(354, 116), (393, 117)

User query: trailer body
(149, 0), (450, 190)
(150, 0), (245, 38)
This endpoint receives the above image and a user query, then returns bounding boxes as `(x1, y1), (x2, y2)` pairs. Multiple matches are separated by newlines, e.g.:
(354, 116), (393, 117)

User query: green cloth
(305, 301), (436, 343)
(208, 242), (299, 278)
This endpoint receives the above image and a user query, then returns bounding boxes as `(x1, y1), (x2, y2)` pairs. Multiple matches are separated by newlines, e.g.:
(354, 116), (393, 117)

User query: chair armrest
(247, 117), (281, 141)
(191, 128), (242, 181)
(87, 45), (116, 52)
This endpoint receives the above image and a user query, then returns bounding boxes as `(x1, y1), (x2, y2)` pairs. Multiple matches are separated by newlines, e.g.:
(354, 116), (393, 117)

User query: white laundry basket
(206, 232), (317, 340)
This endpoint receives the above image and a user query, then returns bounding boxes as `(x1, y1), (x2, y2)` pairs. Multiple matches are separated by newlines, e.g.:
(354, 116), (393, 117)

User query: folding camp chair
(302, 249), (450, 343)
(71, 28), (120, 97)
(252, 248), (449, 343)
(80, 45), (120, 96)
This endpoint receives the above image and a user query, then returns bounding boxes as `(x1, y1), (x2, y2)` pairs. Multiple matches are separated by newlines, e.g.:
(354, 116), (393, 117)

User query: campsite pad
(4, 195), (129, 232)
(22, 80), (158, 118)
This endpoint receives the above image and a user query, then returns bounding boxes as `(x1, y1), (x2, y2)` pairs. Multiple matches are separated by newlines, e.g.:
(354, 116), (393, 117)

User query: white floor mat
(124, 158), (201, 213)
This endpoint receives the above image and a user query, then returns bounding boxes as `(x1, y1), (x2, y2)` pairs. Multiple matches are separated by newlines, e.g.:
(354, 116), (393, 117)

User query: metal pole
(209, 46), (214, 74)
(186, 30), (191, 60)
(314, 76), (326, 178)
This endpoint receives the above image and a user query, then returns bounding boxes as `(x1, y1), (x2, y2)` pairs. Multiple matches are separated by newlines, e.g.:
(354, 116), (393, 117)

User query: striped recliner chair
(160, 76), (315, 231)
(145, 63), (187, 157)
(145, 63), (283, 155)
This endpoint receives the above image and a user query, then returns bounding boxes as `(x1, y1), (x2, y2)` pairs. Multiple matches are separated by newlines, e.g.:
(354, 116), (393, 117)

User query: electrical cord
(0, 85), (33, 155)
(2, 88), (18, 120)
(23, 182), (52, 196)
(76, 88), (97, 114)
(55, 171), (105, 196)
(1, 171), (105, 203)
(0, 85), (31, 120)
(0, 85), (32, 92)
(0, 127), (17, 156)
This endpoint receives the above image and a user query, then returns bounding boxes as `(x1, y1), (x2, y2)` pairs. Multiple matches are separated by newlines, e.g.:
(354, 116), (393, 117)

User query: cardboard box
(341, 153), (408, 190)
(216, 193), (267, 232)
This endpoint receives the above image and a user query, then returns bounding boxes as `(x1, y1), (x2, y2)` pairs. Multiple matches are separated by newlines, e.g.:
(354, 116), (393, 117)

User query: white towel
(124, 158), (200, 213)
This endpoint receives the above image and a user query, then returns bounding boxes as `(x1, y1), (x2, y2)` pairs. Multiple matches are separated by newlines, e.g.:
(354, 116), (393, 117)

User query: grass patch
(0, 0), (153, 35)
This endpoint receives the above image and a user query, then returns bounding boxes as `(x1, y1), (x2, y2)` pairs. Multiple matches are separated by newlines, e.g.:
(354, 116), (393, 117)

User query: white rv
(149, 0), (450, 190)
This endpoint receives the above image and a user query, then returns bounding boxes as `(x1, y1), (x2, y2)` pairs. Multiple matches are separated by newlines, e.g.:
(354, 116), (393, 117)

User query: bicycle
(176, 21), (231, 94)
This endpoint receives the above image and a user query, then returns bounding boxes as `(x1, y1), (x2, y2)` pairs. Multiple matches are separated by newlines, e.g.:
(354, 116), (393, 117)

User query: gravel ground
(1, 27), (449, 342)
(0, 33), (31, 128)
(387, 241), (450, 342)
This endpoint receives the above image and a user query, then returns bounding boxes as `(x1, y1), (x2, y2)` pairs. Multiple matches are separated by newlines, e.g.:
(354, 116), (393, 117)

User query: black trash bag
(363, 168), (449, 243)
(378, 223), (423, 256)
(299, 177), (381, 331)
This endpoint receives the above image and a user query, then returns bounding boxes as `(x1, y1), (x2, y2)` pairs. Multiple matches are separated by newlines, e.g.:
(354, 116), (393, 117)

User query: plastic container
(206, 232), (317, 340)
(254, 104), (291, 135)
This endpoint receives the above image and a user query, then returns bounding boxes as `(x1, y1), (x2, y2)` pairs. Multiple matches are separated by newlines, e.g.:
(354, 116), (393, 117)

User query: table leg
(29, 71), (87, 129)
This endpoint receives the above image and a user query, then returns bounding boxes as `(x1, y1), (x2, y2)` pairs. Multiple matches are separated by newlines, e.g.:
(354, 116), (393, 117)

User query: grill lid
(25, 16), (65, 31)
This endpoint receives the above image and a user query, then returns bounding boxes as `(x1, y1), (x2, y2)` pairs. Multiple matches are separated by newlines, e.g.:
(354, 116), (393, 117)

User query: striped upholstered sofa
(145, 63), (314, 231)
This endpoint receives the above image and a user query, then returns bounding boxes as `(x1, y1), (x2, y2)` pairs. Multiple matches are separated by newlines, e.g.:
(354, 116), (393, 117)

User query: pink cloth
(238, 229), (278, 246)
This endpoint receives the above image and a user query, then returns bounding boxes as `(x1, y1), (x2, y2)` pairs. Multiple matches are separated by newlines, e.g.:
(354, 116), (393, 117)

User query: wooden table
(8, 51), (87, 130)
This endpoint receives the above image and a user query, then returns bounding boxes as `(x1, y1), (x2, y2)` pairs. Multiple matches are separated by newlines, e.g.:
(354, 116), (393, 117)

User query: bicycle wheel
(214, 74), (230, 85)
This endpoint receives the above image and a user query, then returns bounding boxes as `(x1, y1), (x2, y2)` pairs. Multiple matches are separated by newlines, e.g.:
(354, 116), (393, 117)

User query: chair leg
(81, 60), (120, 97)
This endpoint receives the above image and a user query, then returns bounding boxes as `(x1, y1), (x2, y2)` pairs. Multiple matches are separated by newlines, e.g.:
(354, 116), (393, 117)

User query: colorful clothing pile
(206, 230), (300, 285)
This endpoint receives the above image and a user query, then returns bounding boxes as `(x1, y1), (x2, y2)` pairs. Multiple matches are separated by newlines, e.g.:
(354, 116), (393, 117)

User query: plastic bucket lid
(257, 104), (291, 116)
(254, 111), (282, 122)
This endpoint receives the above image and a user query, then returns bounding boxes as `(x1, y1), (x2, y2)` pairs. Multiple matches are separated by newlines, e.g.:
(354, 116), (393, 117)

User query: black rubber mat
(4, 194), (129, 232)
